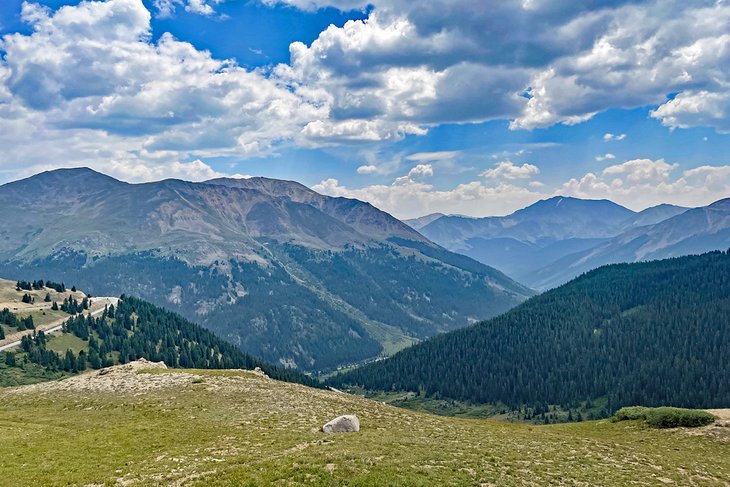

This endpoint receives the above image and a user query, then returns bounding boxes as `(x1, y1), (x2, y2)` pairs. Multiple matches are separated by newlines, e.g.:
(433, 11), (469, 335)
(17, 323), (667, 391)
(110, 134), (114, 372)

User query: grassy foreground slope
(1, 363), (729, 486)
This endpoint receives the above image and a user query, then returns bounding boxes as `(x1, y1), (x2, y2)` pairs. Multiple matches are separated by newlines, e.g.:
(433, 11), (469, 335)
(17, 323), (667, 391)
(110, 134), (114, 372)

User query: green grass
(19, 309), (69, 328)
(0, 361), (66, 387)
(45, 332), (90, 355)
(0, 368), (728, 486)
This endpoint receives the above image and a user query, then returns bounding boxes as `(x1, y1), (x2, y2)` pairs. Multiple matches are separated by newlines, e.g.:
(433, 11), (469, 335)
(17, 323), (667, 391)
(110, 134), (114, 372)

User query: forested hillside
(3, 295), (315, 387)
(331, 250), (730, 413)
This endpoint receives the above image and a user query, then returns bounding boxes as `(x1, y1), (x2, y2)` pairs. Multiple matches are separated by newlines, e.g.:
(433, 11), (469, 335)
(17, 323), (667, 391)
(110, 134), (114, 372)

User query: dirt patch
(683, 410), (730, 441)
(1, 359), (195, 396)
(706, 409), (730, 420)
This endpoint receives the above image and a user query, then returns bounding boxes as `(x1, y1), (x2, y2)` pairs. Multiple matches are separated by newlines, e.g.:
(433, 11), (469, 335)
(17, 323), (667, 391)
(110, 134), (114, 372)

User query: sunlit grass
(1, 368), (728, 486)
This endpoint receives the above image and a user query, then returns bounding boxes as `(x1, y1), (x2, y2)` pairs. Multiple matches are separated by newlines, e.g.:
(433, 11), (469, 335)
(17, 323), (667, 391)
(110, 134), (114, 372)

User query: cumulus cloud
(270, 0), (730, 134)
(561, 158), (730, 209)
(393, 163), (434, 185)
(2, 0), (730, 188)
(603, 133), (627, 141)
(312, 177), (546, 219)
(314, 157), (730, 218)
(481, 161), (540, 180)
(651, 90), (730, 134)
(0, 0), (324, 182)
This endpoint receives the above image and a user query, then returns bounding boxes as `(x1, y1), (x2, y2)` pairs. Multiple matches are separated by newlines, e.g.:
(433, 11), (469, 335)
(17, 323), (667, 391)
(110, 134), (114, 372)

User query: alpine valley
(0, 168), (531, 372)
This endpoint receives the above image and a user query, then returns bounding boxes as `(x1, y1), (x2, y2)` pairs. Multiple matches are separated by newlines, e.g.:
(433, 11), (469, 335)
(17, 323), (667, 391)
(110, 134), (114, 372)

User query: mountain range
(407, 196), (729, 289)
(0, 168), (531, 371)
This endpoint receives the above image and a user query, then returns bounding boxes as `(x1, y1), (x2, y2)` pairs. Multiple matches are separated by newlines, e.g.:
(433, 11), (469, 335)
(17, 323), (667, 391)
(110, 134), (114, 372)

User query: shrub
(613, 406), (715, 428)
(612, 406), (649, 422)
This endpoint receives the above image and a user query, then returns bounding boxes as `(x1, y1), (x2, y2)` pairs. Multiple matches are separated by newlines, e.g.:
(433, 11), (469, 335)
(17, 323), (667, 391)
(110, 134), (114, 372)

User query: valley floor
(1, 362), (729, 486)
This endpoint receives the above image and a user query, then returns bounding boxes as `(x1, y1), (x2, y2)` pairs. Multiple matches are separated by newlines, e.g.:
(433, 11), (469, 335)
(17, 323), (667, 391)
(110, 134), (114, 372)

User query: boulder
(322, 415), (360, 433)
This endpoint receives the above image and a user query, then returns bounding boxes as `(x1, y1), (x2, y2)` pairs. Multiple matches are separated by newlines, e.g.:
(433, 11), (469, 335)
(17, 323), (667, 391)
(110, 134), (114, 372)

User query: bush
(613, 406), (715, 428)
(612, 406), (650, 422)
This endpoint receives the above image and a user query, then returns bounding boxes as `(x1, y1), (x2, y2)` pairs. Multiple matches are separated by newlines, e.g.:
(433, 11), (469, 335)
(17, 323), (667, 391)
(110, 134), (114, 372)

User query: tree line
(16, 280), (69, 293)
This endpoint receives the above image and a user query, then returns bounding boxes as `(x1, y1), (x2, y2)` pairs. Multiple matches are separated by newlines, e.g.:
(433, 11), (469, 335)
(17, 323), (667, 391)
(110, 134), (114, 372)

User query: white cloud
(603, 133), (626, 141)
(356, 164), (378, 174)
(0, 0), (324, 182)
(270, 0), (730, 134)
(393, 163), (434, 185)
(602, 158), (677, 182)
(312, 177), (546, 219)
(314, 157), (730, 218)
(405, 151), (460, 162)
(561, 158), (730, 209)
(481, 161), (539, 180)
(651, 90), (730, 134)
(408, 163), (433, 178)
(2, 0), (730, 188)
(596, 153), (616, 161)
(153, 0), (223, 17)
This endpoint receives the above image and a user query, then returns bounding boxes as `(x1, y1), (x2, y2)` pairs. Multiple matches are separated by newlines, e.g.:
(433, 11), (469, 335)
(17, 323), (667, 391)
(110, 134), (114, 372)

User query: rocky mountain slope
(414, 197), (690, 289)
(0, 168), (531, 371)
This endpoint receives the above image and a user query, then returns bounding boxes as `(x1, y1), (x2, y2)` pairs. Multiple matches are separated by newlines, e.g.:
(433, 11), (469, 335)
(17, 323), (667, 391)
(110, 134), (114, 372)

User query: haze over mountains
(408, 196), (722, 289)
(0, 168), (530, 371)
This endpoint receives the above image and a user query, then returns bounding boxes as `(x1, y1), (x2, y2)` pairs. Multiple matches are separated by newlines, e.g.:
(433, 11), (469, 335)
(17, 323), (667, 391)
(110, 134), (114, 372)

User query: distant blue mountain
(413, 196), (691, 289)
(532, 199), (730, 289)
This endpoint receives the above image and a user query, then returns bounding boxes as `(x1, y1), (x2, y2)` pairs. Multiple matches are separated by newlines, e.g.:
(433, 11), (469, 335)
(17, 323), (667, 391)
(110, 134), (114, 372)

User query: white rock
(322, 415), (360, 433)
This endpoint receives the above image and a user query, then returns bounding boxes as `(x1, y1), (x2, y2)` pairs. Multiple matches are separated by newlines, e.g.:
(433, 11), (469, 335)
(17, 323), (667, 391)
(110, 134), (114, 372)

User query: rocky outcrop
(322, 415), (360, 433)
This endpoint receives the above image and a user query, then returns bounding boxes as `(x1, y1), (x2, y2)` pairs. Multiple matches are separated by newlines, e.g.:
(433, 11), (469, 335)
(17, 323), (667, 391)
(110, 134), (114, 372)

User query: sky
(0, 0), (729, 219)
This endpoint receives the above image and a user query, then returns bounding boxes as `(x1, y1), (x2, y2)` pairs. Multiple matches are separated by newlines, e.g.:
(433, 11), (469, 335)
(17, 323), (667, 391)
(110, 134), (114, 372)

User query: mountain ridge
(413, 196), (698, 288)
(0, 168), (531, 371)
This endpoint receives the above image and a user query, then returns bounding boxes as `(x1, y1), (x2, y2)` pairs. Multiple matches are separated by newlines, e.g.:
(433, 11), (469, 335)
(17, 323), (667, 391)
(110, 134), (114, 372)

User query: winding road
(0, 297), (119, 352)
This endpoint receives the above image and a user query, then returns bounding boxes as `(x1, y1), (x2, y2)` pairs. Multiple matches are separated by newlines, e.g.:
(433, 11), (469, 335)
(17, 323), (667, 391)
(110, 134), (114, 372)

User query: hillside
(416, 197), (691, 288)
(1, 362), (729, 486)
(0, 289), (315, 388)
(331, 251), (730, 414)
(532, 199), (730, 289)
(0, 277), (115, 350)
(0, 168), (531, 371)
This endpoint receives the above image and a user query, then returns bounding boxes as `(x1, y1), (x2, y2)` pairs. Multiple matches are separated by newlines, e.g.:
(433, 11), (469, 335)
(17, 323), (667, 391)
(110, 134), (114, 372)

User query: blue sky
(1, 0), (729, 218)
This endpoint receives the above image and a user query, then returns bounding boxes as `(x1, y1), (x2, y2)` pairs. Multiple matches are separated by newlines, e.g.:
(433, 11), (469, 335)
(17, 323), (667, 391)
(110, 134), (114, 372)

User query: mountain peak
(511, 195), (634, 221)
(1, 167), (126, 196)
